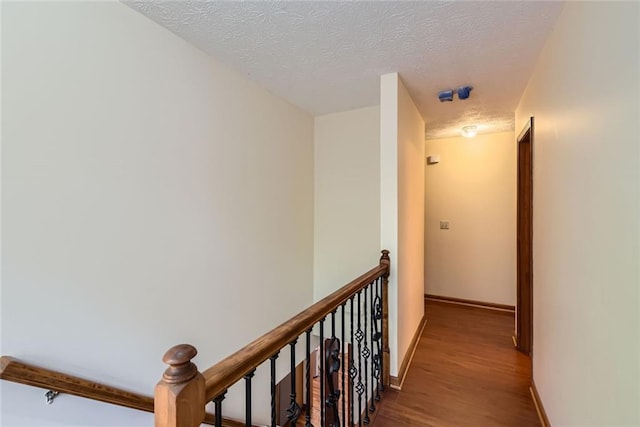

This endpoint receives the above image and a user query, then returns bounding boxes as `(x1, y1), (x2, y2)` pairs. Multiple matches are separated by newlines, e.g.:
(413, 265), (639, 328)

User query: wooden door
(517, 117), (534, 356)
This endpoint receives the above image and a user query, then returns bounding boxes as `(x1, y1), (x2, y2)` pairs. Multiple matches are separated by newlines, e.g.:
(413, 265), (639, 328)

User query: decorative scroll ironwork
(325, 335), (341, 427)
(286, 399), (301, 425)
(349, 296), (356, 426)
(363, 284), (370, 424)
(369, 280), (377, 413)
(369, 279), (378, 413)
(373, 278), (382, 402)
(348, 363), (358, 380)
(356, 290), (364, 424)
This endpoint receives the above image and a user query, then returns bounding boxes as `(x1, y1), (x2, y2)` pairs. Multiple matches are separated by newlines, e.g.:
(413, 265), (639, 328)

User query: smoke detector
(438, 86), (473, 102)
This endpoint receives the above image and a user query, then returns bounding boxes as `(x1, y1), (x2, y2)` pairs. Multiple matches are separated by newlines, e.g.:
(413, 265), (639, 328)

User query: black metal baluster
(363, 285), (370, 424)
(369, 281), (376, 414)
(270, 352), (279, 427)
(213, 390), (227, 427)
(305, 329), (313, 427)
(326, 310), (340, 427)
(245, 370), (255, 427)
(341, 302), (346, 427)
(379, 276), (385, 393)
(288, 339), (302, 425)
(349, 296), (356, 427)
(356, 290), (364, 426)
(372, 278), (382, 403)
(319, 317), (325, 427)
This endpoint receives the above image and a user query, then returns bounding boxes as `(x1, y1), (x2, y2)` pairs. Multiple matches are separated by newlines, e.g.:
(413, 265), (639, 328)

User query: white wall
(424, 132), (516, 306)
(380, 73), (425, 376)
(313, 105), (381, 417)
(1, 1), (314, 425)
(314, 106), (381, 300)
(515, 2), (639, 425)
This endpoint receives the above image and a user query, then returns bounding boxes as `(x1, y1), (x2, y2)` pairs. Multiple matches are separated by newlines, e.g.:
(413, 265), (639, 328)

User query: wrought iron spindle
(380, 265), (387, 393)
(245, 370), (255, 427)
(319, 317), (325, 427)
(288, 339), (301, 425)
(356, 290), (364, 426)
(372, 278), (382, 402)
(341, 302), (346, 427)
(349, 296), (356, 427)
(213, 390), (227, 427)
(305, 329), (312, 427)
(326, 310), (341, 427)
(270, 352), (279, 427)
(363, 285), (370, 424)
(369, 280), (376, 413)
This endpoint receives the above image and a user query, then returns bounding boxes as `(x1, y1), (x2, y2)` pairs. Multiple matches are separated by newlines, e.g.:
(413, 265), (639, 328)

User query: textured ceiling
(125, 1), (563, 139)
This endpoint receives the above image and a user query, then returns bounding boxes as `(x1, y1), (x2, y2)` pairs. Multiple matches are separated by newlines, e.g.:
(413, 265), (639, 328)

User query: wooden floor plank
(371, 300), (540, 427)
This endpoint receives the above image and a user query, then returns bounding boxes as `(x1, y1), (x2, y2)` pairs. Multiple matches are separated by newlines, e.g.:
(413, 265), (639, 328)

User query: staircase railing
(0, 356), (242, 425)
(155, 250), (391, 427)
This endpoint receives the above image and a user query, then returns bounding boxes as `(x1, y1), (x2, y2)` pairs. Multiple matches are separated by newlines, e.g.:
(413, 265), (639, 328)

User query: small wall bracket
(45, 390), (60, 405)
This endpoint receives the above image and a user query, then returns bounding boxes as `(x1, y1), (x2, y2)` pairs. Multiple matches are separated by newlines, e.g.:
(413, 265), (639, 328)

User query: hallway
(372, 300), (539, 426)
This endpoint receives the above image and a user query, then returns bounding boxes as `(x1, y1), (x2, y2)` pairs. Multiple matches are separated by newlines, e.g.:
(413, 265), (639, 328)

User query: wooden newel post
(379, 250), (391, 390)
(155, 344), (205, 427)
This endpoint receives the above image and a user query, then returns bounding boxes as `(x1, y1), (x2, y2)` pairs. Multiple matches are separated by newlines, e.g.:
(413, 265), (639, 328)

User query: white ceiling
(125, 1), (563, 139)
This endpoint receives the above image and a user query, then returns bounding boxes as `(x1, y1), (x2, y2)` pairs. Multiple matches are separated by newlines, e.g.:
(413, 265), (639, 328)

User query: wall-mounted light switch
(439, 220), (450, 230)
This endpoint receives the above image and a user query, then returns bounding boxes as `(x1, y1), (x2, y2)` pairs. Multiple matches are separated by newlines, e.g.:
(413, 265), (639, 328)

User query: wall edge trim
(424, 294), (515, 313)
(389, 314), (427, 390)
(530, 381), (551, 427)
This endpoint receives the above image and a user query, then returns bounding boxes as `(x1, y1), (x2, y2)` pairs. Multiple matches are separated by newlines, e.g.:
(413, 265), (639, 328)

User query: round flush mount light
(461, 125), (478, 138)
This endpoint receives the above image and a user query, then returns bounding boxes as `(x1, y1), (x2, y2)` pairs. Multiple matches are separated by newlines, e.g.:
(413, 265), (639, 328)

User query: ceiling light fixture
(461, 125), (478, 138)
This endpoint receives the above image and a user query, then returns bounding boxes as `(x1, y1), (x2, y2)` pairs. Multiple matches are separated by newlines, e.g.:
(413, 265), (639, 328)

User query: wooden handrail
(202, 258), (389, 401)
(0, 356), (245, 426)
(0, 356), (154, 412)
(155, 250), (391, 427)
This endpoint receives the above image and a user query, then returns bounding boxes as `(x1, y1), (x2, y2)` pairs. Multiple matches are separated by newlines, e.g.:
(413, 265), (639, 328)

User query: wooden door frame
(516, 117), (534, 356)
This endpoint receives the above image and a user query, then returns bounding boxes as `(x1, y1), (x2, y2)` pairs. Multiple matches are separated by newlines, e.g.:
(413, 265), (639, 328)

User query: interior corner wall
(380, 73), (425, 376)
(1, 1), (314, 425)
(515, 2), (639, 425)
(396, 78), (426, 369)
(380, 74), (400, 375)
(424, 131), (516, 306)
(313, 106), (381, 300)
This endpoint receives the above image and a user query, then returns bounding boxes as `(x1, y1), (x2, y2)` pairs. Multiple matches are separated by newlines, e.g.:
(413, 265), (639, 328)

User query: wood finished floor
(371, 300), (540, 427)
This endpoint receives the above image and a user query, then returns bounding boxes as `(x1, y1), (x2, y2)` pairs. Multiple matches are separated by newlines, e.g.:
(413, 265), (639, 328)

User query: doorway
(516, 117), (533, 356)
